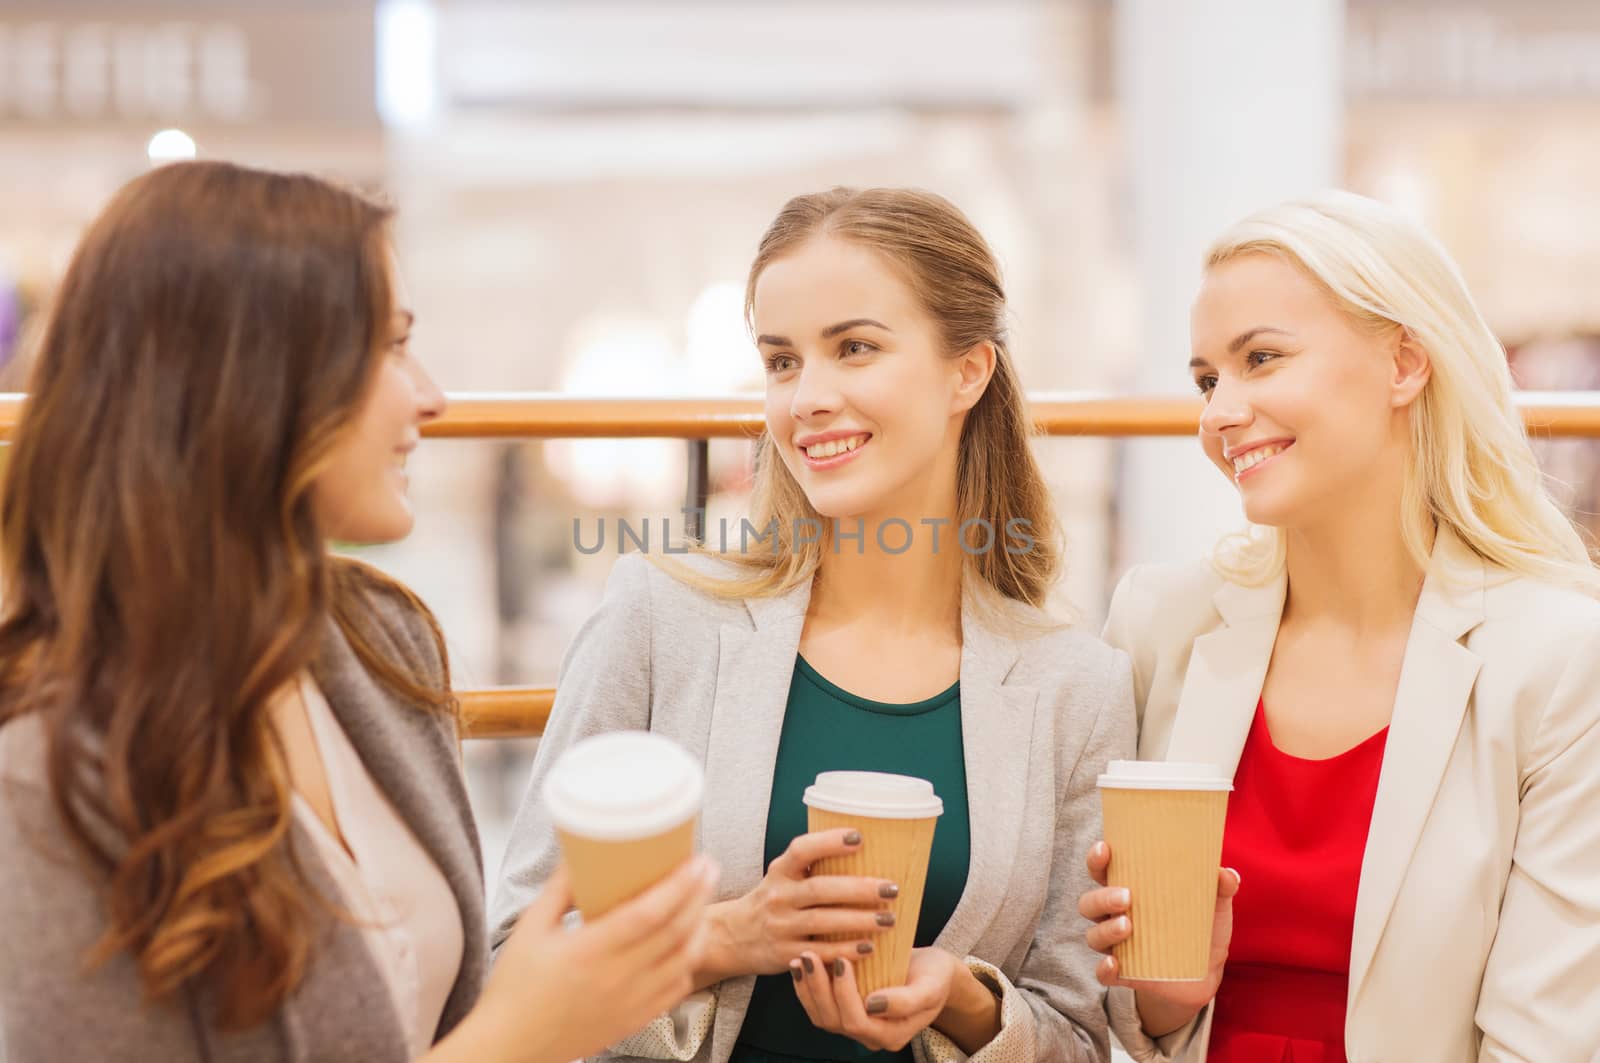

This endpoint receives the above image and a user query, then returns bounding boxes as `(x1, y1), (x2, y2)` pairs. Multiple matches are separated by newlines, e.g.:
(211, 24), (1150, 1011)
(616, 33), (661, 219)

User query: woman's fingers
(859, 969), (942, 1022)
(625, 867), (718, 969)
(797, 951), (843, 1031)
(1085, 840), (1111, 886)
(1086, 914), (1132, 955)
(794, 874), (898, 909)
(771, 829), (864, 879)
(791, 906), (896, 940)
(587, 855), (718, 953)
(828, 957), (881, 1044)
(790, 960), (820, 1026)
(1077, 884), (1130, 922)
(798, 939), (884, 969)
(1096, 953), (1124, 987)
(516, 863), (574, 931)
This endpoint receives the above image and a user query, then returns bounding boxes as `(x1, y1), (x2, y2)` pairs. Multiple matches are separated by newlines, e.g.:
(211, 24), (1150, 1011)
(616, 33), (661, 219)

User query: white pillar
(1113, 0), (1344, 572)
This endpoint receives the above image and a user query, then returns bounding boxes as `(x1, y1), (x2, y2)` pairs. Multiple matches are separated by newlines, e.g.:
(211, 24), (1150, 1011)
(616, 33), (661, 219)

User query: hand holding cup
(695, 828), (901, 986)
(1079, 840), (1240, 1033)
(1082, 759), (1239, 1037)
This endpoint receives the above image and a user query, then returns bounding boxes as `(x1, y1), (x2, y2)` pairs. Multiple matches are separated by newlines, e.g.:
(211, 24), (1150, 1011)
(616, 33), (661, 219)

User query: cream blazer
(1100, 528), (1600, 1063)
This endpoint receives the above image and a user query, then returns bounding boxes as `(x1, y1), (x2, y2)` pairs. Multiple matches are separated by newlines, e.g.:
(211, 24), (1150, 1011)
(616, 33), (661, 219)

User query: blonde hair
(674, 187), (1061, 612)
(1206, 190), (1598, 595)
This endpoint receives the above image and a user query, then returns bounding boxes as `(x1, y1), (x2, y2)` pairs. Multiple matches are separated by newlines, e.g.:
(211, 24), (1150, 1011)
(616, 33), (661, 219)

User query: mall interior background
(3, 1), (1599, 920)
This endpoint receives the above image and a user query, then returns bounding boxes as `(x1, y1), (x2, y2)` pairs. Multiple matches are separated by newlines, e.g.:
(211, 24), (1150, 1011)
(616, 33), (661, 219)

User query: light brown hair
(0, 161), (453, 1030)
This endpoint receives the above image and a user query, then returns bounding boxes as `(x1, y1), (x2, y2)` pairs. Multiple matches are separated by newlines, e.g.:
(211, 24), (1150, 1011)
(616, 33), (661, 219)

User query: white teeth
(804, 434), (867, 459)
(1232, 443), (1288, 476)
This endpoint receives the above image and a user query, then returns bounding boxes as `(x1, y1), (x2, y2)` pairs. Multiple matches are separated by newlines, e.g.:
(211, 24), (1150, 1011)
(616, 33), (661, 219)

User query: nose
(410, 358), (447, 423)
(788, 359), (842, 422)
(1198, 376), (1250, 441)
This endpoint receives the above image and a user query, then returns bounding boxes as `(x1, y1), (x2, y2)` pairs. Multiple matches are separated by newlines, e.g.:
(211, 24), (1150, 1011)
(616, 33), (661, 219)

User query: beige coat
(1101, 528), (1600, 1063)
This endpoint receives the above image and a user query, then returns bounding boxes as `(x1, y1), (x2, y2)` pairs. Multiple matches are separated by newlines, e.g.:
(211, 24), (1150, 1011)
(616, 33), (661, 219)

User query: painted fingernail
(844, 830), (862, 845)
(875, 911), (896, 927)
(878, 883), (899, 899)
(790, 964), (802, 983)
(802, 955), (814, 974)
(832, 958), (846, 978)
(856, 941), (874, 955)
(866, 996), (888, 1015)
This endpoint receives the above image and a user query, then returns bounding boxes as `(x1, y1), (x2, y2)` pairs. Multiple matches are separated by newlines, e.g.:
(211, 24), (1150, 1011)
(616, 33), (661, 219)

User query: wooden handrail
(461, 687), (555, 740)
(8, 387), (1600, 739)
(8, 391), (1600, 440)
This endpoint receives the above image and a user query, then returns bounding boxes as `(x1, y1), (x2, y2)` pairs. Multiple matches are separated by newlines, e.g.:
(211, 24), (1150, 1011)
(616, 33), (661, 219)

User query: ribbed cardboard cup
(804, 771), (942, 998)
(543, 731), (703, 919)
(1097, 761), (1231, 981)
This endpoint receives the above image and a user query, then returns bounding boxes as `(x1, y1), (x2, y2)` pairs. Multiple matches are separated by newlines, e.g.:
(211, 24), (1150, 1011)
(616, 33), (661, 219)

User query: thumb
(523, 864), (576, 930)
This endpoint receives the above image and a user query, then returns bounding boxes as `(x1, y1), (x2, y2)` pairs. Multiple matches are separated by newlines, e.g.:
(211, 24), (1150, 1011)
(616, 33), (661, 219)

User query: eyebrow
(1227, 326), (1291, 353)
(1189, 326), (1294, 369)
(756, 318), (893, 347)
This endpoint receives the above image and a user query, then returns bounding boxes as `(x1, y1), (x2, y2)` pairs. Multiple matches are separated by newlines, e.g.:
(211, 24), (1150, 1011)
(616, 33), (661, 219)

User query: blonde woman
(1080, 191), (1600, 1063)
(492, 188), (1135, 1063)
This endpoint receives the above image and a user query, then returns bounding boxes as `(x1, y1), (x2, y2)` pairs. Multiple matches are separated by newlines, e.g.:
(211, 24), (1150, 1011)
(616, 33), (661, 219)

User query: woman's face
(754, 235), (990, 524)
(310, 256), (445, 543)
(1188, 252), (1428, 530)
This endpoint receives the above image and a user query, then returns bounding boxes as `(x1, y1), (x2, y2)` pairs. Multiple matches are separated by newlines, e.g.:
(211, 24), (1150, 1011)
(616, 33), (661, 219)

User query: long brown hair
(685, 187), (1061, 612)
(0, 161), (453, 1029)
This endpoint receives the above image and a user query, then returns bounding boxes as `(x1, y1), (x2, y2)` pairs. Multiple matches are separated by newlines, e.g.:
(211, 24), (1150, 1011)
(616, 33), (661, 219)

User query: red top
(1207, 700), (1389, 1063)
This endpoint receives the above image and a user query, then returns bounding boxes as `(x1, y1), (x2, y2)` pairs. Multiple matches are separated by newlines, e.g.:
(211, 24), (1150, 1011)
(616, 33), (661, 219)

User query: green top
(730, 656), (971, 1063)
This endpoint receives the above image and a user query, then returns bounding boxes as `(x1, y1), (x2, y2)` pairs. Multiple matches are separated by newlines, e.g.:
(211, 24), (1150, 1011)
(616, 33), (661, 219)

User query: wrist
(691, 900), (739, 990)
(931, 957), (1001, 1052)
(1133, 989), (1204, 1039)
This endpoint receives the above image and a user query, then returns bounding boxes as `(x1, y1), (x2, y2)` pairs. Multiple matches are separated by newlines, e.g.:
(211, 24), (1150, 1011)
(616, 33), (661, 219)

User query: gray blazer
(0, 587), (487, 1063)
(490, 554), (1136, 1063)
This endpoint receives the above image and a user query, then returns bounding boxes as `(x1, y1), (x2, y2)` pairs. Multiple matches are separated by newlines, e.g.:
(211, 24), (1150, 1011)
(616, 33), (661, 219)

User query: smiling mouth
(802, 433), (869, 460)
(1232, 441), (1293, 478)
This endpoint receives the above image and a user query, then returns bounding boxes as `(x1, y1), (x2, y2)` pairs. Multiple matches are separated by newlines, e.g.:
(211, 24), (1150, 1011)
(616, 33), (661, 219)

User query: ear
(1390, 328), (1432, 409)
(951, 341), (998, 415)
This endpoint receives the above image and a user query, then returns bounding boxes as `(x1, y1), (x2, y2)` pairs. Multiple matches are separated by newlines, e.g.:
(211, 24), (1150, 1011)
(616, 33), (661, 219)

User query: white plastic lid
(1096, 760), (1232, 792)
(802, 770), (944, 819)
(542, 731), (704, 840)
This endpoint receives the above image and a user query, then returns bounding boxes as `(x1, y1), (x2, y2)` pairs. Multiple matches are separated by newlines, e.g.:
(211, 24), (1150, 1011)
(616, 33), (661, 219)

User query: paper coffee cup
(803, 771), (942, 997)
(1097, 760), (1231, 981)
(543, 731), (704, 919)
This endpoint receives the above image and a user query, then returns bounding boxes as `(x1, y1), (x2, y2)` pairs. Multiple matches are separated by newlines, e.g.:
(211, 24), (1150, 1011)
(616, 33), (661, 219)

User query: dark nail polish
(878, 883), (899, 899)
(844, 830), (862, 845)
(856, 941), (874, 955)
(875, 911), (896, 927)
(802, 955), (814, 974)
(832, 958), (845, 978)
(866, 996), (888, 1016)
(790, 965), (802, 983)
